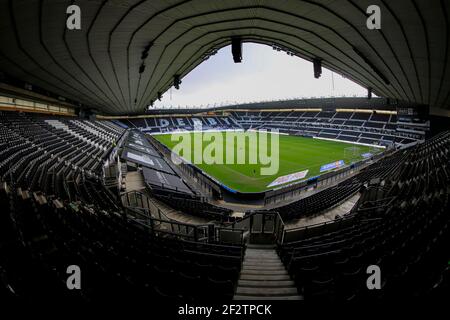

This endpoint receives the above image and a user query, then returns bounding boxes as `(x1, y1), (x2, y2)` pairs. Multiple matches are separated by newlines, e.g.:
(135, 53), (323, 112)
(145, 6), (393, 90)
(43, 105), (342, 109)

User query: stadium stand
(277, 132), (450, 300)
(0, 184), (242, 302)
(124, 110), (422, 148)
(120, 129), (233, 222)
(0, 111), (124, 209)
(0, 110), (448, 302)
(273, 148), (408, 220)
(0, 0), (449, 306)
(0, 112), (243, 302)
(230, 110), (419, 146)
(124, 116), (241, 133)
(152, 191), (234, 222)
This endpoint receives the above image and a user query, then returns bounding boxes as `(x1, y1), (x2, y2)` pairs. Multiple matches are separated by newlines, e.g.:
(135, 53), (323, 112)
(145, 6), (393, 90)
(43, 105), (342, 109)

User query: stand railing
(121, 190), (244, 244)
(227, 210), (285, 245)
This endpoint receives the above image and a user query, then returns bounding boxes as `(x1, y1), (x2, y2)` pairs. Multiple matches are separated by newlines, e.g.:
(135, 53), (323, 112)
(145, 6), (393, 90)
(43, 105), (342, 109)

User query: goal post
(344, 146), (361, 163)
(370, 146), (381, 155)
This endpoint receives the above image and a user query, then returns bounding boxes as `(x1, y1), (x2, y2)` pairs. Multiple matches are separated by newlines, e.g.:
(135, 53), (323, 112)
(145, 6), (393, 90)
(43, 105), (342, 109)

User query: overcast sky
(152, 43), (369, 109)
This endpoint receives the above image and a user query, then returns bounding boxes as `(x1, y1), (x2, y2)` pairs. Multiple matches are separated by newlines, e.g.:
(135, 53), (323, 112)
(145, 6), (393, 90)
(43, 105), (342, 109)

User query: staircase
(233, 244), (303, 300)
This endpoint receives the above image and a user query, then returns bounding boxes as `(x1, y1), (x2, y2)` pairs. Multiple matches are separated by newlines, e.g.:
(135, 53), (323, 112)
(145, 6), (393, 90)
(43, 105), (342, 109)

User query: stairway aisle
(233, 244), (303, 300)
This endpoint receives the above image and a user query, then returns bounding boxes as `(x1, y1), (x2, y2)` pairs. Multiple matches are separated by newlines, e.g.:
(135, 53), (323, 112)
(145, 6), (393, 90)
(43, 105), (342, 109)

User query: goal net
(344, 146), (361, 163)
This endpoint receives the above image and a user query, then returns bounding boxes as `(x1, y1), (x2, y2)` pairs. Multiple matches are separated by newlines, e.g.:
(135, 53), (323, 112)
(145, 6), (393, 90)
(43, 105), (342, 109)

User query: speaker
(313, 58), (322, 79)
(231, 37), (242, 63)
(174, 75), (181, 89)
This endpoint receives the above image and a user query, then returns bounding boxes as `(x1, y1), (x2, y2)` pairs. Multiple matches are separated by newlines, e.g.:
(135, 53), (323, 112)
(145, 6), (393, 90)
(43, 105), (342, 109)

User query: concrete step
(244, 256), (280, 261)
(238, 279), (295, 287)
(236, 286), (299, 296)
(246, 248), (277, 252)
(244, 260), (281, 265)
(243, 264), (284, 269)
(247, 244), (276, 249)
(245, 253), (279, 259)
(243, 261), (284, 267)
(242, 265), (286, 271)
(240, 274), (291, 281)
(234, 295), (303, 300)
(245, 250), (277, 255)
(245, 256), (279, 262)
(234, 247), (300, 300)
(240, 269), (288, 276)
(245, 255), (279, 260)
(245, 250), (279, 255)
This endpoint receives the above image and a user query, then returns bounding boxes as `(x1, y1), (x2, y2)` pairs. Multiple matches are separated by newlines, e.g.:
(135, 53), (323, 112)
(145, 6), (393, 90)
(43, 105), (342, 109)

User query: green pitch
(153, 132), (381, 193)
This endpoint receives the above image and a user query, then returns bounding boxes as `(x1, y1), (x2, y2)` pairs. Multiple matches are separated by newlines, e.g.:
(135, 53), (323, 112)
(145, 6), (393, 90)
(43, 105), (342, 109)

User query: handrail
(284, 214), (356, 233)
(124, 206), (200, 241)
(121, 189), (173, 222)
(122, 190), (245, 245)
(222, 209), (286, 245)
(355, 195), (397, 212)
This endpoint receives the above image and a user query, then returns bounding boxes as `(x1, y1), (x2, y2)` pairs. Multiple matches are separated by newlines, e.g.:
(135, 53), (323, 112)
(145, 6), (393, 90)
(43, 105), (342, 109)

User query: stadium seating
(272, 147), (408, 220)
(0, 182), (242, 302)
(124, 115), (241, 133)
(230, 110), (420, 146)
(0, 109), (448, 302)
(123, 110), (421, 147)
(0, 111), (124, 210)
(278, 131), (450, 300)
(152, 188), (234, 222)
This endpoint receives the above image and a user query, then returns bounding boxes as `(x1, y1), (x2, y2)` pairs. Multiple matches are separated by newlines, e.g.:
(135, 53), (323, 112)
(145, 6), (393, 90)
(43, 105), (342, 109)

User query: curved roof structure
(0, 0), (449, 115)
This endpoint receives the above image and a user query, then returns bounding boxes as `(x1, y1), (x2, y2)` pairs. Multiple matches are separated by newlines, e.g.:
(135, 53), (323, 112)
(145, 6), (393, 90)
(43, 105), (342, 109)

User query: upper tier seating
(231, 110), (422, 146)
(124, 116), (241, 134)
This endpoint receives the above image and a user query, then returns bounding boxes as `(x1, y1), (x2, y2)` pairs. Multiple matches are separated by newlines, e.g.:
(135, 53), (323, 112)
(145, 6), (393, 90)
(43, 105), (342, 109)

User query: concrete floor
(147, 193), (212, 225)
(124, 171), (146, 192)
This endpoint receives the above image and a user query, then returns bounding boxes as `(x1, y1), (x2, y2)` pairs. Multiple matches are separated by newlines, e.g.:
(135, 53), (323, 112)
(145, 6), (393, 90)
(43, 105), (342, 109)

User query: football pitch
(153, 132), (382, 193)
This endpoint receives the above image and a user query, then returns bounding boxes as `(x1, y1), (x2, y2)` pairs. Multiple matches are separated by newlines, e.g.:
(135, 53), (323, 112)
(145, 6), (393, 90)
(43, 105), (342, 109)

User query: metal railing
(282, 215), (356, 244)
(227, 210), (286, 245)
(123, 205), (206, 242)
(121, 190), (244, 244)
(263, 149), (390, 205)
(121, 190), (172, 221)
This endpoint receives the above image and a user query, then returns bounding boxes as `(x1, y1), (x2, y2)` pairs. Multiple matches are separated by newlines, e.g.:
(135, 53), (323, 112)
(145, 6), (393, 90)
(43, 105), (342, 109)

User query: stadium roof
(0, 0), (449, 116)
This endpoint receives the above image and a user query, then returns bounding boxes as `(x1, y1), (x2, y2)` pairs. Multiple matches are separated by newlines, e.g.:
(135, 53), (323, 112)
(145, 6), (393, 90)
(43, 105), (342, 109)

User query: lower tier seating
(278, 131), (450, 300)
(0, 183), (243, 302)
